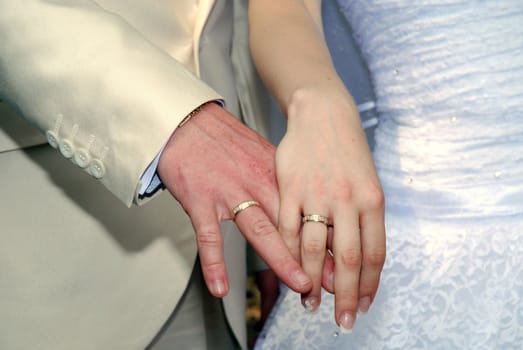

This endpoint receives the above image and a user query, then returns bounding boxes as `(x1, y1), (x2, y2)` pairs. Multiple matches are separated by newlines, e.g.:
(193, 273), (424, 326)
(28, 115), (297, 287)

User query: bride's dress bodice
(344, 0), (523, 218)
(256, 1), (523, 349)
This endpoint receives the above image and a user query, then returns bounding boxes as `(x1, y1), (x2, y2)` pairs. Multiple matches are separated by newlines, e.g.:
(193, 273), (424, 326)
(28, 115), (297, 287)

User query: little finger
(190, 202), (229, 298)
(332, 208), (361, 334)
(358, 210), (386, 313)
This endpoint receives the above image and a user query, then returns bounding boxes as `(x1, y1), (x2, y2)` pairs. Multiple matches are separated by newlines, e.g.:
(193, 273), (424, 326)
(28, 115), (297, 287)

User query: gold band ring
(302, 214), (330, 226)
(232, 200), (260, 218)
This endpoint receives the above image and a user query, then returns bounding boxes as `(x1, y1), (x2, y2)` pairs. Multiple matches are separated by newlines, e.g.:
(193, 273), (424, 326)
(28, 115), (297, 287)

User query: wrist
(287, 76), (347, 106)
(177, 101), (215, 128)
(286, 81), (359, 124)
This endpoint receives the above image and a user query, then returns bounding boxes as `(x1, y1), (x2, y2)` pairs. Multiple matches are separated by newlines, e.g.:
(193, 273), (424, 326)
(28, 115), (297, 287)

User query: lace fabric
(256, 1), (523, 349)
(256, 215), (523, 349)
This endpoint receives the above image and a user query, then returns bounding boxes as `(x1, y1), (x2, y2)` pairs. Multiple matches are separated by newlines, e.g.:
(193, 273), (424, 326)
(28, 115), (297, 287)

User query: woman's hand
(276, 82), (386, 332)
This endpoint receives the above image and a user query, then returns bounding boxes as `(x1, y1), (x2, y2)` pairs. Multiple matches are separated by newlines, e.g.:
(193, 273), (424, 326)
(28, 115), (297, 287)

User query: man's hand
(158, 103), (312, 297)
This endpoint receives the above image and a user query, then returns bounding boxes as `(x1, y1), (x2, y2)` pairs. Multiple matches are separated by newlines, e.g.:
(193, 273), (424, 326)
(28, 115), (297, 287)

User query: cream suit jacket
(0, 0), (270, 349)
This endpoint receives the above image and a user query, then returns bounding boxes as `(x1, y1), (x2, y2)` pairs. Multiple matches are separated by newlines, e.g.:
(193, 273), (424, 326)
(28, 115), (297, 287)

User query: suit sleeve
(0, 0), (221, 206)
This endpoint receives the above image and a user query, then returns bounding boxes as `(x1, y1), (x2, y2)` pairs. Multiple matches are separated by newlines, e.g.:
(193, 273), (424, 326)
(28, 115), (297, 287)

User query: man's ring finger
(232, 200), (260, 218)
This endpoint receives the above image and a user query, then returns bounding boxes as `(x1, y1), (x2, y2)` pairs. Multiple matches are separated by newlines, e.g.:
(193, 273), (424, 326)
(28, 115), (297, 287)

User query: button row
(46, 130), (106, 179)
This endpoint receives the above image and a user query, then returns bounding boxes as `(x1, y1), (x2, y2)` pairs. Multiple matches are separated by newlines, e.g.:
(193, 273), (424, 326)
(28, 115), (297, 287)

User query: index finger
(234, 206), (312, 294)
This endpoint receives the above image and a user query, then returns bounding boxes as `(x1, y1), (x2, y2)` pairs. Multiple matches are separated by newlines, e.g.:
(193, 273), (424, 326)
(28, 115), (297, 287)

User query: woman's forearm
(248, 0), (345, 113)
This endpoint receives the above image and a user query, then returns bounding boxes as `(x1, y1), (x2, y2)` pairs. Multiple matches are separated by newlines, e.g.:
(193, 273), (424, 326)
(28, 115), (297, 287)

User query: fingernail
(339, 312), (355, 334)
(291, 270), (310, 289)
(212, 280), (225, 296)
(303, 297), (319, 314)
(358, 296), (371, 314)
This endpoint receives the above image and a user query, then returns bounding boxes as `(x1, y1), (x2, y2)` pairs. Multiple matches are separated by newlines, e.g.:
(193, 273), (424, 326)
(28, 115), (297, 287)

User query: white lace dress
(255, 1), (523, 349)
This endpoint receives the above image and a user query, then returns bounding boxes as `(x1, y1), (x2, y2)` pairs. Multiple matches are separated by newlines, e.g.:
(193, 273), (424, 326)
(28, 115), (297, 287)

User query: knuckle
(302, 239), (325, 257)
(335, 183), (354, 202)
(339, 248), (362, 270)
(363, 183), (385, 211)
(358, 280), (375, 294)
(196, 230), (222, 247)
(202, 260), (223, 272)
(252, 218), (276, 238)
(335, 290), (360, 310)
(334, 180), (385, 211)
(364, 249), (386, 268)
(279, 221), (300, 238)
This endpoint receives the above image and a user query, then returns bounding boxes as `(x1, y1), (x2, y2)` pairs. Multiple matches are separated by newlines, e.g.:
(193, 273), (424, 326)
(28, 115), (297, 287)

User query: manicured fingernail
(358, 296), (371, 314)
(303, 297), (319, 314)
(339, 312), (355, 334)
(212, 280), (225, 296)
(291, 270), (310, 289)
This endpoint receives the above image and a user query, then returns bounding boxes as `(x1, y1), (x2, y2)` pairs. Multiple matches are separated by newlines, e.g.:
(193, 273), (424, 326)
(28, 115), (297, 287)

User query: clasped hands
(158, 100), (385, 332)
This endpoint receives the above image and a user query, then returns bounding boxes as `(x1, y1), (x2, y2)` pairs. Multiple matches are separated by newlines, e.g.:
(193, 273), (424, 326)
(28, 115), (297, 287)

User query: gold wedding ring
(232, 200), (260, 218)
(302, 214), (330, 226)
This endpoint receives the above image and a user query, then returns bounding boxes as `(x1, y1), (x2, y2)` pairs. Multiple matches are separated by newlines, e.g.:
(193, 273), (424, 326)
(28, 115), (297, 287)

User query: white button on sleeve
(59, 139), (75, 158)
(88, 159), (106, 179)
(73, 149), (91, 168)
(46, 131), (59, 148)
